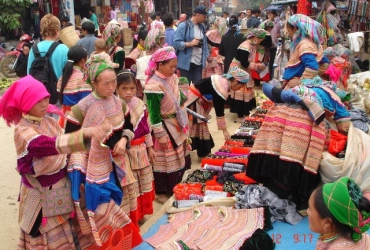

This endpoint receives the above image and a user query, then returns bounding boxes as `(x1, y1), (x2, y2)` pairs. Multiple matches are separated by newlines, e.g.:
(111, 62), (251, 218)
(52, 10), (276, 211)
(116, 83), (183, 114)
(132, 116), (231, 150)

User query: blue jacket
(173, 19), (209, 70)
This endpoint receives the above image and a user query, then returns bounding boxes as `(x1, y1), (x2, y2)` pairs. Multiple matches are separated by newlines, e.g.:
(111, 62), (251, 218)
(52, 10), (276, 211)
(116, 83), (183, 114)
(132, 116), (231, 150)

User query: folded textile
(235, 185), (303, 225)
(146, 206), (267, 250)
(348, 108), (370, 133)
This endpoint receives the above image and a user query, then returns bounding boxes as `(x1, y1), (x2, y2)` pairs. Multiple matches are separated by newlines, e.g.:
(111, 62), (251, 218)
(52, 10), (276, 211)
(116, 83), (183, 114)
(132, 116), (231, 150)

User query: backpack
(29, 42), (60, 104)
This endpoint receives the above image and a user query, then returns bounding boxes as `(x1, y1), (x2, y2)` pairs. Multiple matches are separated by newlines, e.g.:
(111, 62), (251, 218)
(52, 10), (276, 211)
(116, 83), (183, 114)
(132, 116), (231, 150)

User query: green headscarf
(246, 28), (267, 39)
(258, 20), (274, 30)
(323, 177), (370, 241)
(86, 58), (113, 84)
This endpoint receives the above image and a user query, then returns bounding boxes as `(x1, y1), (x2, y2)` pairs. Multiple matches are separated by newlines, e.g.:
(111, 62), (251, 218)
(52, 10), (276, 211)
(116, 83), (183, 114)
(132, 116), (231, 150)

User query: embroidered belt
(130, 136), (145, 146)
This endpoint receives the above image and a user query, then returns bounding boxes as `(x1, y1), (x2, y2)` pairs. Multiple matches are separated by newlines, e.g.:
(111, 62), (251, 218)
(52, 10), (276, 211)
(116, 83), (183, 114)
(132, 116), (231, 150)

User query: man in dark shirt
(15, 43), (31, 77)
(247, 9), (261, 28)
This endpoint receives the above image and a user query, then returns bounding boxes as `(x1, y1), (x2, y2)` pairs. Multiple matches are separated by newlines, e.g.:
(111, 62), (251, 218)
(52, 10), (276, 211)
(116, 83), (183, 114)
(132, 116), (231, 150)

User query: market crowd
(1, 3), (370, 250)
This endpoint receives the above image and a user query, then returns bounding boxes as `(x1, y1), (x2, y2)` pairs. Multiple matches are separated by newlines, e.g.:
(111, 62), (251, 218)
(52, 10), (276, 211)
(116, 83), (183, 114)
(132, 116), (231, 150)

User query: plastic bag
(328, 130), (347, 156)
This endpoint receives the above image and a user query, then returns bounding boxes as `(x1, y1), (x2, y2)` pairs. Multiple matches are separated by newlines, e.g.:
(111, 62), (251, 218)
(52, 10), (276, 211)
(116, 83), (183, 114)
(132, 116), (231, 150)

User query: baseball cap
(194, 6), (208, 15)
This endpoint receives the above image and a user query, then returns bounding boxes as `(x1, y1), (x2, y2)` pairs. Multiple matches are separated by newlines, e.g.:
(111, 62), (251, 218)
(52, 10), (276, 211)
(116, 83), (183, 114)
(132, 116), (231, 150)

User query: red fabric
(328, 130), (347, 156)
(58, 105), (71, 128)
(0, 75), (63, 126)
(173, 183), (202, 200)
(250, 53), (270, 81)
(233, 173), (257, 184)
(137, 184), (155, 220)
(297, 0), (309, 14)
(129, 209), (139, 228)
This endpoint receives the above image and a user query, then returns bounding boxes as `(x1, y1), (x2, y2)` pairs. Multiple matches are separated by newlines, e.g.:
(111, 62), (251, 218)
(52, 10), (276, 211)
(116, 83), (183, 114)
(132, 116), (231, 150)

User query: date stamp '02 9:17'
(271, 234), (314, 244)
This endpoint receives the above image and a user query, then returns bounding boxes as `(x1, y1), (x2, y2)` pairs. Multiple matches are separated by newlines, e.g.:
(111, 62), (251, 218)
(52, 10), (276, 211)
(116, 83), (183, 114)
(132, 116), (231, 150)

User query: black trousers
(269, 47), (277, 80)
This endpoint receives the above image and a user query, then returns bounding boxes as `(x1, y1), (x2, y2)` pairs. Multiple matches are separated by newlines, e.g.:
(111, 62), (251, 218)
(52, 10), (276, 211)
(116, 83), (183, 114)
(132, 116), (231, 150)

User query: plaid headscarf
(323, 177), (370, 241)
(246, 28), (267, 39)
(224, 66), (249, 83)
(86, 58), (113, 84)
(214, 16), (228, 36)
(102, 22), (122, 48)
(144, 28), (164, 51)
(259, 20), (274, 30)
(145, 46), (177, 82)
(288, 14), (325, 53)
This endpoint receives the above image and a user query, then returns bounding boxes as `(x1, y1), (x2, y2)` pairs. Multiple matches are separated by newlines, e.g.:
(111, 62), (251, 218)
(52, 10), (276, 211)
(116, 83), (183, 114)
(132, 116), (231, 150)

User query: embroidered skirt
(246, 103), (326, 200)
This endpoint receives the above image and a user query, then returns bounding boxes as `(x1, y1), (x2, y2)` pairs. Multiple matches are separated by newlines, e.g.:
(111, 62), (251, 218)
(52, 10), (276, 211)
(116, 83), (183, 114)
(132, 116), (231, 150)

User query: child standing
(143, 47), (191, 200)
(89, 38), (120, 68)
(0, 75), (108, 249)
(57, 45), (91, 128)
(162, 13), (175, 46)
(116, 69), (156, 222)
(65, 59), (142, 248)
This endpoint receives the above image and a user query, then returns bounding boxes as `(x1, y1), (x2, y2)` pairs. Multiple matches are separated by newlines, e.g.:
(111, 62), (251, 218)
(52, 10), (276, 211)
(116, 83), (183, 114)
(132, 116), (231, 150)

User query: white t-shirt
(191, 24), (203, 65)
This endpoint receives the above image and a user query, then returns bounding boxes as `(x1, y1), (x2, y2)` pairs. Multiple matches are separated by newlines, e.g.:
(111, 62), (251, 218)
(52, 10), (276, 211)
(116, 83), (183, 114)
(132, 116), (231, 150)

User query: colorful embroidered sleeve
(300, 54), (319, 79)
(56, 130), (88, 154)
(217, 116), (227, 130)
(145, 92), (167, 138)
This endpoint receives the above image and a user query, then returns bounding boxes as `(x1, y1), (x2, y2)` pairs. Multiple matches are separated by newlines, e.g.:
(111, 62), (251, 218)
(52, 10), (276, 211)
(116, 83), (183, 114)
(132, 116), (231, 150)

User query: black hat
(194, 6), (208, 15)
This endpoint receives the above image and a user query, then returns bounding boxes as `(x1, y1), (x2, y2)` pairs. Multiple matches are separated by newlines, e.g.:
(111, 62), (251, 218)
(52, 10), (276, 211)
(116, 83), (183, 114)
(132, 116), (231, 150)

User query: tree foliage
(0, 0), (31, 31)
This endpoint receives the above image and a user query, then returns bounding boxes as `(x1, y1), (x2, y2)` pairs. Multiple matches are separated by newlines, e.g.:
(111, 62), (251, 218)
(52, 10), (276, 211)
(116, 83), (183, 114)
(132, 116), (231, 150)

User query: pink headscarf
(145, 46), (177, 83)
(0, 75), (63, 126)
(325, 63), (341, 83)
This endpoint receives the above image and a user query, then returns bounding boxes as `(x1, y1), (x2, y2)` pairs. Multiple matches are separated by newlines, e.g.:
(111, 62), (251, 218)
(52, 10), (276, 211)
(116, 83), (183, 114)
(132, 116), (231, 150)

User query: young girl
(0, 75), (108, 249)
(89, 38), (119, 68)
(116, 69), (156, 222)
(57, 45), (91, 128)
(143, 46), (190, 199)
(65, 58), (142, 248)
(128, 29), (148, 60)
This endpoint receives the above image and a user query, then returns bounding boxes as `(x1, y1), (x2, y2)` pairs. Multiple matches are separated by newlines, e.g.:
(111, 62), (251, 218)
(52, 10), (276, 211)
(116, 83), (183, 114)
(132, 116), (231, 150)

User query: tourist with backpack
(173, 6), (209, 84)
(27, 14), (69, 105)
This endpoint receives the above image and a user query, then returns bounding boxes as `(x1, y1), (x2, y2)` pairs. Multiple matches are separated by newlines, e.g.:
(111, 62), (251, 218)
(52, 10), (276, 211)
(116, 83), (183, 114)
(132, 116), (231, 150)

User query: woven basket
(59, 26), (79, 48)
(122, 29), (133, 46)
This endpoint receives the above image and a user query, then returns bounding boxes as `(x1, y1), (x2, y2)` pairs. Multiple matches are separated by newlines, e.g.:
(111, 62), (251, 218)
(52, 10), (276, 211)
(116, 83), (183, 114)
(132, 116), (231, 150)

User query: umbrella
(262, 5), (282, 11)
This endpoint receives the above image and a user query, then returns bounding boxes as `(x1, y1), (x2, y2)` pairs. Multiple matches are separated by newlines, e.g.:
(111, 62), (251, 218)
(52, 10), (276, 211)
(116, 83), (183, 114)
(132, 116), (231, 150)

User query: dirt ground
(0, 105), (241, 248)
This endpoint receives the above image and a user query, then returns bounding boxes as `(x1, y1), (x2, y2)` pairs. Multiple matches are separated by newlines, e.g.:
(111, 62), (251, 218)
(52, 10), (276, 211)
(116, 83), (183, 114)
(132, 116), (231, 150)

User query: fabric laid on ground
(348, 108), (370, 133)
(235, 185), (303, 225)
(320, 123), (370, 191)
(145, 206), (268, 250)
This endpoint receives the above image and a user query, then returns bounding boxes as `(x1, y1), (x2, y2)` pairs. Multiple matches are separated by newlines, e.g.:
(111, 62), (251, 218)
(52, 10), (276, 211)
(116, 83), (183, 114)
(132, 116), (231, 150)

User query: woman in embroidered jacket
(65, 59), (142, 248)
(143, 46), (190, 194)
(308, 177), (370, 249)
(202, 16), (228, 78)
(282, 14), (330, 90)
(185, 67), (250, 157)
(116, 69), (156, 223)
(102, 22), (125, 72)
(57, 45), (91, 128)
(0, 76), (108, 249)
(229, 28), (267, 122)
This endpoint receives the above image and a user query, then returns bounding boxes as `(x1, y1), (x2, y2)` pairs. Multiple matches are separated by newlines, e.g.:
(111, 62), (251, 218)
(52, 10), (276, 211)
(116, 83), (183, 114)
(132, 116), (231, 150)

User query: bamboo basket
(122, 29), (133, 46)
(59, 26), (79, 48)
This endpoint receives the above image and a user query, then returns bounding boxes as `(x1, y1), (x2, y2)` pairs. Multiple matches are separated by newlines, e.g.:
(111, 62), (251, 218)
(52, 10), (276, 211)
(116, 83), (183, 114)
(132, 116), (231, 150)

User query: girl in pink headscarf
(0, 75), (108, 250)
(143, 46), (191, 202)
